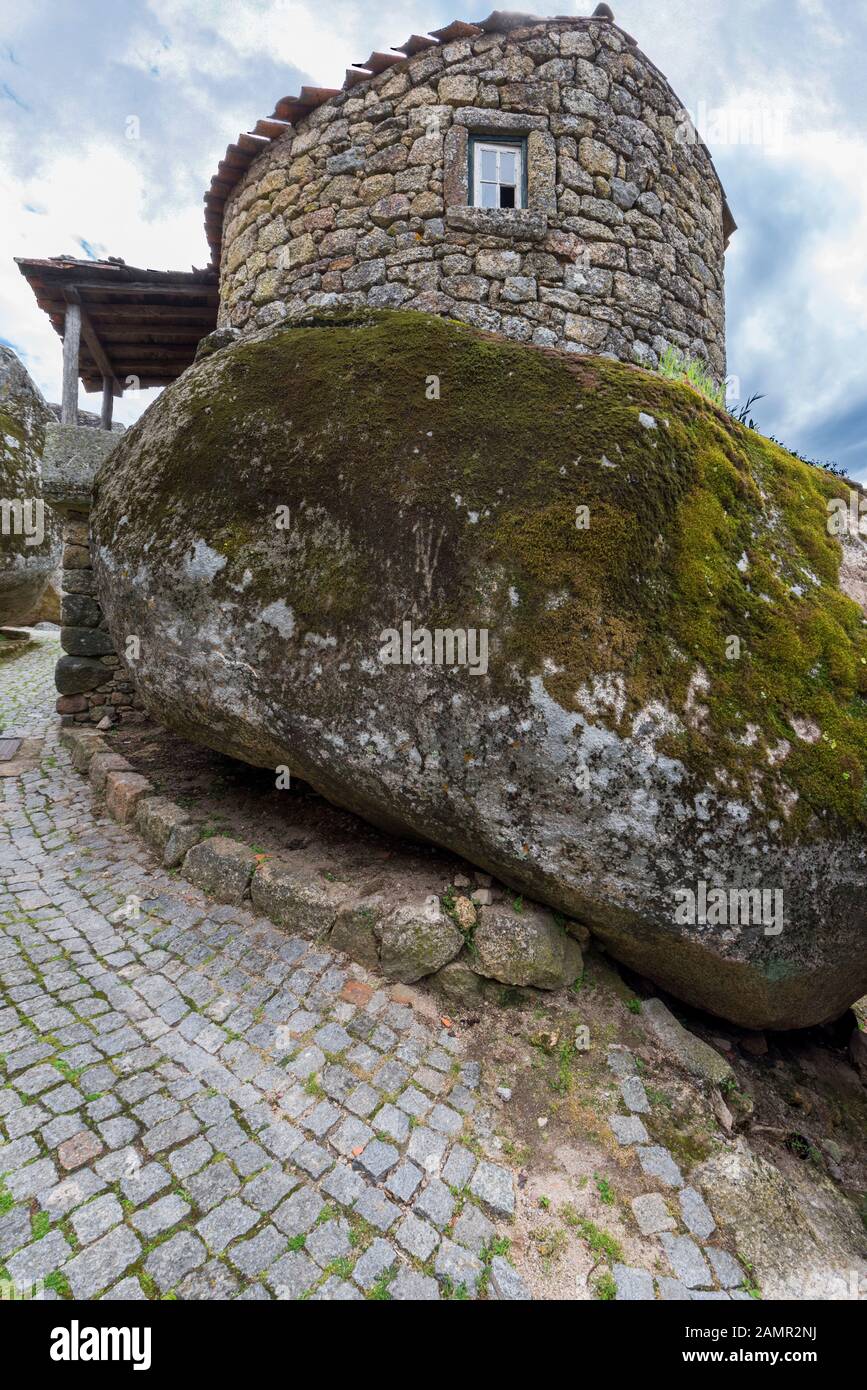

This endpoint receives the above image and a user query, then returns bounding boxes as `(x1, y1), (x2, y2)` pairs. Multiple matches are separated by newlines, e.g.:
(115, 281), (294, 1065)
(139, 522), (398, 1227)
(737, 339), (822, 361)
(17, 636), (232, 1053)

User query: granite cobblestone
(0, 636), (524, 1301)
(604, 1040), (748, 1301)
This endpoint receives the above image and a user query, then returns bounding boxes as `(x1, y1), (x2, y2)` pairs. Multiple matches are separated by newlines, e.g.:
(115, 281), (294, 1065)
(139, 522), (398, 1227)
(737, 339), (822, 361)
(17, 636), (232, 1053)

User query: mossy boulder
(379, 897), (464, 983)
(474, 902), (583, 989)
(91, 310), (867, 1029)
(0, 346), (60, 626)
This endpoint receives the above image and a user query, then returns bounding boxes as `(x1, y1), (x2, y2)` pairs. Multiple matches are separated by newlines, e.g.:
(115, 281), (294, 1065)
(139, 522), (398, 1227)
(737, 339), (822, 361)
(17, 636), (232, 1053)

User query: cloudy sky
(1, 0), (865, 475)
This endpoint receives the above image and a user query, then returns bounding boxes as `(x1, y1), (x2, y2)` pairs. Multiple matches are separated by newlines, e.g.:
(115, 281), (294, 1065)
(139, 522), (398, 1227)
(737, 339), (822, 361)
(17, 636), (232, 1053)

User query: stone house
(211, 6), (735, 378)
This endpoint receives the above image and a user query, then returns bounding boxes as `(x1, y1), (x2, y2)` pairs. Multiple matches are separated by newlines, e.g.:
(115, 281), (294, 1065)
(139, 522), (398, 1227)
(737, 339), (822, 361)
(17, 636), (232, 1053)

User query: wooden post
(100, 376), (114, 430)
(60, 301), (81, 425)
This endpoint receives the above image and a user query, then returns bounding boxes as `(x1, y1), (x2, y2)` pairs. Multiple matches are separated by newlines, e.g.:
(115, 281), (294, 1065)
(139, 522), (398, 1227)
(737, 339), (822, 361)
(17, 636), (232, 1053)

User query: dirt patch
(440, 952), (866, 1300)
(646, 988), (867, 1212)
(443, 952), (730, 1298)
(0, 735), (44, 775)
(109, 718), (469, 881)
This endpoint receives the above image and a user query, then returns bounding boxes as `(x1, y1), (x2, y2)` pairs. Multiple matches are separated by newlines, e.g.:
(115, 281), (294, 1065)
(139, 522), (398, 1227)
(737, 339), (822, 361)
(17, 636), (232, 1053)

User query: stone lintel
(444, 206), (548, 240)
(452, 107), (549, 132)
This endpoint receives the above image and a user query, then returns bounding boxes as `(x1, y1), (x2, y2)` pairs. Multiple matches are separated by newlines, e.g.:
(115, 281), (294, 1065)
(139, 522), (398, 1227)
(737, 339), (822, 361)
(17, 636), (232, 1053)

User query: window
(470, 136), (526, 210)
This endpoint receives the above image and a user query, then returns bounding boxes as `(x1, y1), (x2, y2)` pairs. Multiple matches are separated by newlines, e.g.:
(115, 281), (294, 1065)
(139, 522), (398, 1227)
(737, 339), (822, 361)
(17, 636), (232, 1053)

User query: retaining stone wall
(55, 510), (144, 726)
(42, 422), (144, 728)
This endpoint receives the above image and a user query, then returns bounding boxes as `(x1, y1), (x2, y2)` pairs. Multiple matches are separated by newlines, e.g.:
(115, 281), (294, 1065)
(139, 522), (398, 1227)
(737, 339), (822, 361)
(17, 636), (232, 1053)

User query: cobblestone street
(0, 635), (523, 1301)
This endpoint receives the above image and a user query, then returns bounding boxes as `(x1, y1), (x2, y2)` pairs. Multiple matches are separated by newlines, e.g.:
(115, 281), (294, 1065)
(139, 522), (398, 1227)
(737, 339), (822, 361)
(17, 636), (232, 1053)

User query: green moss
(0, 402), (48, 506)
(561, 1205), (623, 1262)
(94, 308), (867, 834)
(45, 1270), (71, 1298)
(649, 1110), (715, 1169)
(594, 1270), (617, 1300)
(0, 408), (26, 452)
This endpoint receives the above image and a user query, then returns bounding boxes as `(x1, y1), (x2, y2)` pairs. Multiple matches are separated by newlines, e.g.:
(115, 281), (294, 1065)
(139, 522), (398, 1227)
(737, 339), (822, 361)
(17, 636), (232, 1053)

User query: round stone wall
(218, 16), (728, 377)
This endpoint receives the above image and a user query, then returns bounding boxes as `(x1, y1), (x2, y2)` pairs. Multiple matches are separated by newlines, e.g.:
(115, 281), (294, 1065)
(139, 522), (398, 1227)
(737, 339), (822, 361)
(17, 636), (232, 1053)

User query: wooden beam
(97, 329), (206, 344)
(100, 376), (114, 430)
(64, 289), (123, 396)
(85, 304), (217, 323)
(60, 301), (81, 425)
(108, 350), (198, 363)
(71, 282), (218, 300)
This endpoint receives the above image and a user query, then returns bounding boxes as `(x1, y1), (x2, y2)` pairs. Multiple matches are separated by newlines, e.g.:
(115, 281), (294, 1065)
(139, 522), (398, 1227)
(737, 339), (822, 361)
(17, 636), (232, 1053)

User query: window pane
(499, 184), (516, 208)
(480, 182), (498, 208)
(499, 150), (516, 184)
(480, 148), (497, 181)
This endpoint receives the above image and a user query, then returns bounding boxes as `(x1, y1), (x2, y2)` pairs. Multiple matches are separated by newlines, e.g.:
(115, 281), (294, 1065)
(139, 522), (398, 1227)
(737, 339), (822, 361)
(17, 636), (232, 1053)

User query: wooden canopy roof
(15, 256), (218, 392)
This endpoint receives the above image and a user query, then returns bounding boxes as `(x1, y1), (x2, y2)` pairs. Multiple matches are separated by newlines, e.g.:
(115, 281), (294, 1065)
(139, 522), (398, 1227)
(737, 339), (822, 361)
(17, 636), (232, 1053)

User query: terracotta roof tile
(354, 52), (404, 74)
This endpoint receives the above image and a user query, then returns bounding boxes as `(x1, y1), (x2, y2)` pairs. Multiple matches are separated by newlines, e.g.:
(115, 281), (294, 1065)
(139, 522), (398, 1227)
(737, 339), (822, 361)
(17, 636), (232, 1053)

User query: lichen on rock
(0, 346), (61, 627)
(474, 901), (583, 989)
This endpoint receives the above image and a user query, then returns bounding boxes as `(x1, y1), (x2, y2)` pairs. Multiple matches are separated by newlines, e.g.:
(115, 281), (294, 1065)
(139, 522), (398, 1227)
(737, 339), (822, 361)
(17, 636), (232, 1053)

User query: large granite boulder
(91, 310), (867, 1029)
(0, 346), (60, 626)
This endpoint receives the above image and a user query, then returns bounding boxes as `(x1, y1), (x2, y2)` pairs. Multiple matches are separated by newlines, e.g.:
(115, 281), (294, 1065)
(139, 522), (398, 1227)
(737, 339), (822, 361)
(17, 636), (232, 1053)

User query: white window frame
(472, 139), (524, 211)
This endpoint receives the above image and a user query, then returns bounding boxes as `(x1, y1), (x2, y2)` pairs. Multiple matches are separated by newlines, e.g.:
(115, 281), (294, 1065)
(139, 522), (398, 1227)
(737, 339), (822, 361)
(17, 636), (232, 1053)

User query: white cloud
(2, 0), (457, 424)
(138, 0), (443, 90)
(724, 126), (867, 455)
